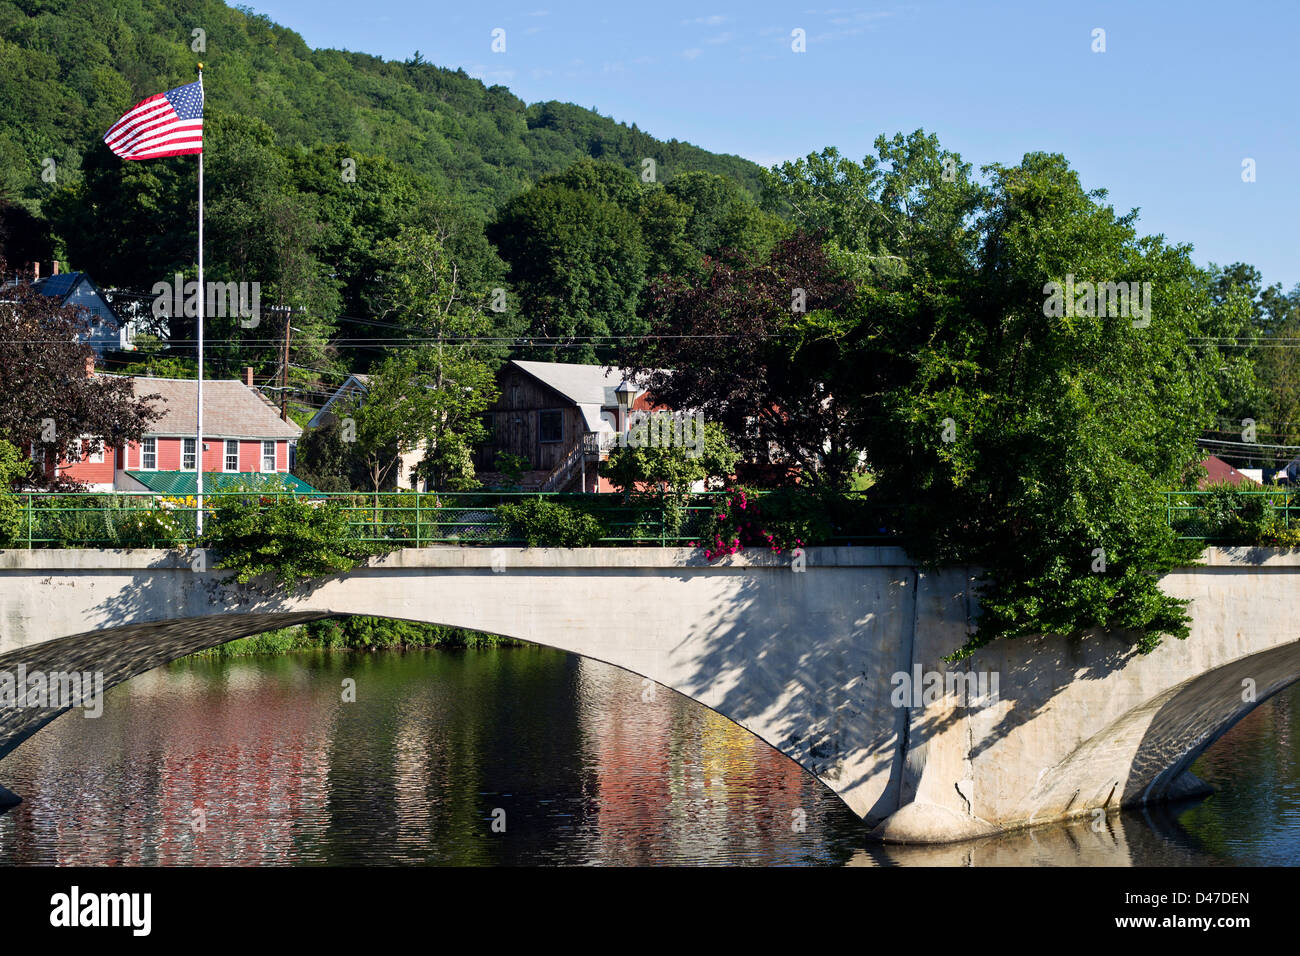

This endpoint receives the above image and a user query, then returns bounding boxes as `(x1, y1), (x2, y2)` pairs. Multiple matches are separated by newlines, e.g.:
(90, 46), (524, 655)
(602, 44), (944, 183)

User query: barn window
(539, 410), (563, 443)
(141, 438), (157, 470)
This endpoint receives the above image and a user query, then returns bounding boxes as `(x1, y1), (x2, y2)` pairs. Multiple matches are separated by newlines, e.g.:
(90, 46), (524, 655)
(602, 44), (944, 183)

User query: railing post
(25, 493), (32, 549)
(415, 492), (421, 548)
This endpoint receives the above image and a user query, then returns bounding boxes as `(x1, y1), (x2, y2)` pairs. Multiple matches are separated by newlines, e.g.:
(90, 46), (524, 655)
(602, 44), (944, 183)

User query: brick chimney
(245, 366), (255, 387)
(51, 260), (59, 275)
(31, 261), (39, 282)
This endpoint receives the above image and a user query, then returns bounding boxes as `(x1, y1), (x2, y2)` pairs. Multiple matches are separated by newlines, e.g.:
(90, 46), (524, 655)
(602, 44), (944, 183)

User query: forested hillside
(0, 0), (761, 211)
(0, 0), (773, 412)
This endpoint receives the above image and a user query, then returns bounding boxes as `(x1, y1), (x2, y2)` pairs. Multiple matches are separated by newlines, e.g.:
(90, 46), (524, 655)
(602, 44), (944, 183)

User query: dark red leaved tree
(620, 231), (858, 487)
(0, 256), (160, 488)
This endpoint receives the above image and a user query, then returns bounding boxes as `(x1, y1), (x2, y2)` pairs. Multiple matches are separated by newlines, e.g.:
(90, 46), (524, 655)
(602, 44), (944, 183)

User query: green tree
(666, 170), (786, 266)
(293, 414), (370, 492)
(370, 227), (500, 489)
(488, 165), (648, 362)
(603, 417), (739, 537)
(337, 362), (430, 495)
(603, 416), (738, 497)
(845, 145), (1244, 656)
(1207, 262), (1299, 460)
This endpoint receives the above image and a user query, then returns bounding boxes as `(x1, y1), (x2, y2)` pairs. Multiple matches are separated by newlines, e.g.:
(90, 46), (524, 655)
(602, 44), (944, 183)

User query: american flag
(103, 81), (204, 161)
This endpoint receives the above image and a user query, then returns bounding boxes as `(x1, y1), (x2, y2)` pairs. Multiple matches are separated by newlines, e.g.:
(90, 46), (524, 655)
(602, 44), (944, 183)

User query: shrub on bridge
(695, 486), (813, 559)
(110, 499), (187, 548)
(496, 496), (605, 547)
(0, 440), (25, 546)
(1171, 484), (1286, 544)
(204, 494), (383, 589)
(692, 486), (891, 559)
(27, 494), (186, 548)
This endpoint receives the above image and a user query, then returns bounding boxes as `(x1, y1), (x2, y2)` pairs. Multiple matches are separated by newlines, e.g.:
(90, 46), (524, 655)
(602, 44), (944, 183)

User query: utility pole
(280, 308), (292, 421)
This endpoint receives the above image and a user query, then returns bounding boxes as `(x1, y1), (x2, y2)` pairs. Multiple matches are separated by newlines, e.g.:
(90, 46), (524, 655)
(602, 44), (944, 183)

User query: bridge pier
(0, 546), (1296, 841)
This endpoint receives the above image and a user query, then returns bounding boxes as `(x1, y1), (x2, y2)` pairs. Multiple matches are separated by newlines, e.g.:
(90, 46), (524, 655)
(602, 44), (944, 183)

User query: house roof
(1198, 455), (1258, 488)
(511, 360), (635, 406)
(509, 360), (647, 432)
(126, 471), (319, 494)
(30, 271), (92, 303)
(106, 375), (301, 440)
(306, 373), (371, 429)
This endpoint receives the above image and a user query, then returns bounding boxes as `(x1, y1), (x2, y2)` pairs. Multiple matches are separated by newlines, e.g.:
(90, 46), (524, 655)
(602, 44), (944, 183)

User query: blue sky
(248, 0), (1300, 290)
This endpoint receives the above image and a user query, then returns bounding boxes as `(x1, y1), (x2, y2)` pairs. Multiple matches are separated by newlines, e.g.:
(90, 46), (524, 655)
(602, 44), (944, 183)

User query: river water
(0, 645), (1296, 866)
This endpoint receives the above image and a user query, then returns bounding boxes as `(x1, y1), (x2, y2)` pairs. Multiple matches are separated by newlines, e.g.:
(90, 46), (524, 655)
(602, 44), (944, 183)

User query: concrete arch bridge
(0, 545), (1294, 843)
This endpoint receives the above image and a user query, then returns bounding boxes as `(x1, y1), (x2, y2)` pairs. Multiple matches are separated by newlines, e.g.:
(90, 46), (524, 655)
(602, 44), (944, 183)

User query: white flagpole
(195, 63), (205, 536)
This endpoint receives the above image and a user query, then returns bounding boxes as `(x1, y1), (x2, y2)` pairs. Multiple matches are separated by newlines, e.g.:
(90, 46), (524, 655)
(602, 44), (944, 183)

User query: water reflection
(0, 646), (1295, 866)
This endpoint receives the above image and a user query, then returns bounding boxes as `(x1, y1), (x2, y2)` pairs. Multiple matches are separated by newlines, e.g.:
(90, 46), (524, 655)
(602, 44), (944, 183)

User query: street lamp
(615, 379), (635, 436)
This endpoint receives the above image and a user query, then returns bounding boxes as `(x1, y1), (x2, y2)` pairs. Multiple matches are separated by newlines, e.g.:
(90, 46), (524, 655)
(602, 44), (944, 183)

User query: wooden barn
(475, 360), (665, 492)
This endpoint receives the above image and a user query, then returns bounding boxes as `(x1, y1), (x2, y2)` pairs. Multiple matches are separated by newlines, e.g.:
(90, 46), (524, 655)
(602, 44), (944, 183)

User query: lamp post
(615, 379), (635, 439)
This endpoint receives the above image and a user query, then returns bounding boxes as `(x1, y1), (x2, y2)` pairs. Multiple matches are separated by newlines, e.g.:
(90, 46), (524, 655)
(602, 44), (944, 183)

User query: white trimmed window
(224, 439), (239, 472)
(182, 438), (197, 471)
(262, 440), (276, 472)
(141, 437), (157, 470)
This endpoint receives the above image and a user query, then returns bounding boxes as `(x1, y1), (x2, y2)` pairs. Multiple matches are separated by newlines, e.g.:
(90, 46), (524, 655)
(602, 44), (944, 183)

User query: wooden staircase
(539, 436), (587, 492)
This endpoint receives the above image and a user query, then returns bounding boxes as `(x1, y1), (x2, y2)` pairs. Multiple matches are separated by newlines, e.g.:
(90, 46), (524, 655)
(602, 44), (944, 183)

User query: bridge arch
(0, 607), (855, 816)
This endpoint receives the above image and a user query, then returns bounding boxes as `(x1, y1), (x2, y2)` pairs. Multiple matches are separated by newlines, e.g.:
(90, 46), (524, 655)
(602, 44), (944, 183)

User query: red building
(50, 370), (303, 492)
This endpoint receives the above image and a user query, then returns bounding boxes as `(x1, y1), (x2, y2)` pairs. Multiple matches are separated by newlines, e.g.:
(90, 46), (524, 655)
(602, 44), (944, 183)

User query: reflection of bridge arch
(1, 546), (1298, 843)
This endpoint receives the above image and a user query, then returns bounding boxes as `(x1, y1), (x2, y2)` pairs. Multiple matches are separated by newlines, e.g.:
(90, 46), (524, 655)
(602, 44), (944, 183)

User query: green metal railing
(1162, 488), (1300, 541)
(23, 486), (1300, 549)
(10, 489), (899, 549)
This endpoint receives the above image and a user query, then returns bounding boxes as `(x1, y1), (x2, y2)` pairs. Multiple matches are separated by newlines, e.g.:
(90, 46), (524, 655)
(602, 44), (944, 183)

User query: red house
(51, 371), (304, 492)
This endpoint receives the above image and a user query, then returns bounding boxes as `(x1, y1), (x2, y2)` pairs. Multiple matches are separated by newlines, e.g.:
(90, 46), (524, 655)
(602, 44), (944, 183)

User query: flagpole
(195, 62), (205, 537)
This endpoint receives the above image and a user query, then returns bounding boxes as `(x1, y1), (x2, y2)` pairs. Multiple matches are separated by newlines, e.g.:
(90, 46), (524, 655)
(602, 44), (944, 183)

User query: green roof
(125, 471), (320, 495)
